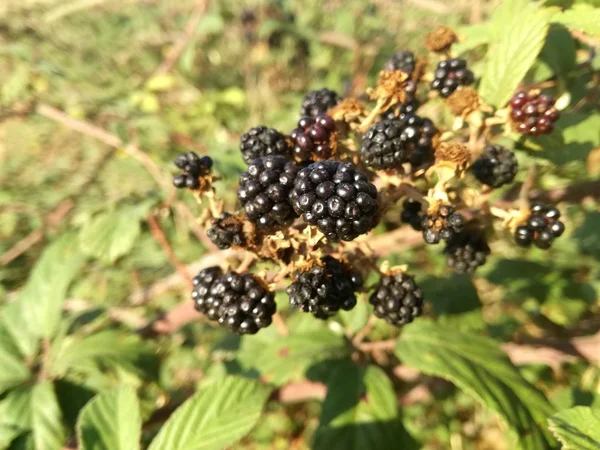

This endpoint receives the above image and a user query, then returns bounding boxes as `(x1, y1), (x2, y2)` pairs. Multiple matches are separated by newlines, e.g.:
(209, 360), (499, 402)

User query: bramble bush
(1, 0), (600, 449)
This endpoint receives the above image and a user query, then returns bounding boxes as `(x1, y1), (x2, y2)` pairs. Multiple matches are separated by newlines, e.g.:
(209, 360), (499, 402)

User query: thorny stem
(359, 98), (386, 132)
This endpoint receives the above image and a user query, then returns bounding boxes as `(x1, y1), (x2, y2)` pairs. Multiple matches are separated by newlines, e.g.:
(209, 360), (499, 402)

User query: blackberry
(509, 90), (559, 136)
(514, 203), (565, 249)
(290, 161), (379, 241)
(192, 267), (276, 335)
(444, 230), (491, 273)
(382, 99), (420, 120)
(384, 50), (416, 75)
(286, 256), (361, 319)
(369, 272), (424, 326)
(360, 114), (437, 170)
(300, 88), (340, 117)
(207, 213), (247, 250)
(173, 152), (213, 189)
(430, 58), (474, 98)
(240, 126), (291, 164)
(421, 204), (465, 244)
(238, 155), (299, 230)
(290, 114), (336, 161)
(471, 145), (518, 188)
(400, 198), (424, 231)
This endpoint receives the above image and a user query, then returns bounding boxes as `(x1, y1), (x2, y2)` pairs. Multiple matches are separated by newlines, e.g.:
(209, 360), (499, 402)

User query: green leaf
(237, 321), (349, 385)
(396, 321), (556, 450)
(480, 0), (553, 108)
(0, 387), (33, 429)
(338, 299), (370, 334)
(32, 383), (66, 450)
(314, 362), (417, 450)
(79, 205), (149, 264)
(77, 387), (141, 450)
(0, 344), (29, 394)
(148, 377), (272, 450)
(18, 233), (86, 339)
(539, 24), (577, 82)
(553, 5), (600, 38)
(49, 330), (156, 379)
(454, 23), (491, 55)
(0, 424), (22, 450)
(548, 407), (600, 449)
(0, 301), (39, 360)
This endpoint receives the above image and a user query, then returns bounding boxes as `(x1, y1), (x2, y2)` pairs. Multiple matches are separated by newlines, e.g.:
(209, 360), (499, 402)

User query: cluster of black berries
(238, 155), (299, 230)
(290, 161), (379, 241)
(382, 99), (420, 120)
(300, 88), (340, 117)
(515, 203), (565, 249)
(401, 198), (424, 231)
(286, 256), (362, 319)
(384, 50), (416, 75)
(173, 152), (213, 189)
(240, 126), (291, 164)
(361, 114), (436, 169)
(471, 145), (519, 188)
(207, 213), (247, 250)
(192, 267), (276, 335)
(444, 230), (490, 273)
(510, 91), (559, 136)
(290, 114), (336, 161)
(369, 273), (424, 326)
(421, 204), (465, 244)
(431, 58), (474, 97)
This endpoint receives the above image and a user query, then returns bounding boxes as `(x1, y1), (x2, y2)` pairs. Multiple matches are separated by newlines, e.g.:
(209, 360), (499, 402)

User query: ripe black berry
(509, 91), (559, 136)
(290, 114), (336, 161)
(369, 272), (424, 326)
(514, 203), (565, 249)
(360, 114), (437, 170)
(240, 126), (291, 164)
(384, 50), (416, 75)
(444, 230), (491, 273)
(471, 144), (519, 188)
(192, 267), (276, 334)
(401, 198), (424, 231)
(173, 152), (213, 189)
(300, 88), (340, 117)
(207, 213), (247, 250)
(421, 204), (465, 244)
(286, 256), (361, 319)
(238, 155), (299, 230)
(290, 161), (379, 241)
(430, 58), (474, 98)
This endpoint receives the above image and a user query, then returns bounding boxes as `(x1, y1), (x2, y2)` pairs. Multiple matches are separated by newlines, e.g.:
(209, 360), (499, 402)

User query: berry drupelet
(290, 161), (379, 241)
(369, 272), (424, 326)
(514, 203), (565, 249)
(238, 155), (299, 230)
(430, 58), (474, 98)
(401, 198), (424, 231)
(240, 126), (291, 164)
(421, 204), (465, 244)
(384, 50), (416, 75)
(300, 88), (340, 118)
(509, 91), (559, 136)
(444, 230), (491, 273)
(286, 256), (361, 319)
(471, 144), (519, 188)
(192, 267), (276, 335)
(207, 213), (247, 250)
(360, 114), (437, 170)
(290, 114), (336, 161)
(173, 152), (213, 189)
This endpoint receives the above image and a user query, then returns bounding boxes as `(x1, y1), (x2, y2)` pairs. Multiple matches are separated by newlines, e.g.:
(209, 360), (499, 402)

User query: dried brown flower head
(425, 25), (458, 53)
(446, 87), (480, 117)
